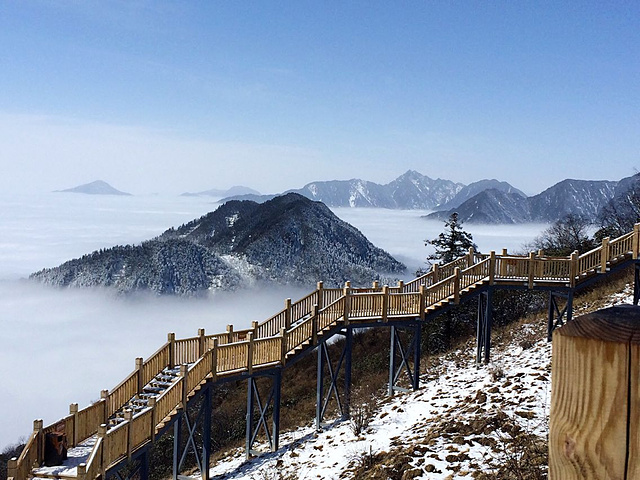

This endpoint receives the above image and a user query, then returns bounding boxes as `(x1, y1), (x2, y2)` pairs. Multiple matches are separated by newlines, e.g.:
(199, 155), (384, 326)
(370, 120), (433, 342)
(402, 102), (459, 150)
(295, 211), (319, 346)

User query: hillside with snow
(205, 285), (634, 479)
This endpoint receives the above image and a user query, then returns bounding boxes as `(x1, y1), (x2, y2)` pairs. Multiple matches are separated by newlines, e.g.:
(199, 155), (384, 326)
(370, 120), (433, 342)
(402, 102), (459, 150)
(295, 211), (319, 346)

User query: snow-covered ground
(205, 285), (634, 479)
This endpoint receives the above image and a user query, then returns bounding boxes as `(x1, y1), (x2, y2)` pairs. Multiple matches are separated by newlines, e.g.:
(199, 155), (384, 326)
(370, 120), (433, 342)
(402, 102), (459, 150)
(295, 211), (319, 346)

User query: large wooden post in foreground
(549, 305), (640, 479)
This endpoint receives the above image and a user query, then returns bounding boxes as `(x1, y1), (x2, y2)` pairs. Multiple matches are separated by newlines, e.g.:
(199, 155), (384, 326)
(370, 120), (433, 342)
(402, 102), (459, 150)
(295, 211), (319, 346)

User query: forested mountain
(31, 194), (405, 295)
(427, 178), (619, 224)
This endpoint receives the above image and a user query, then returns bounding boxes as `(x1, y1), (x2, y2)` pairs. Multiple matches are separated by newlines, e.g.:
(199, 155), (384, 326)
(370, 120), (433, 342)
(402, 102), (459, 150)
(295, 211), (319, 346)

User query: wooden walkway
(8, 225), (640, 480)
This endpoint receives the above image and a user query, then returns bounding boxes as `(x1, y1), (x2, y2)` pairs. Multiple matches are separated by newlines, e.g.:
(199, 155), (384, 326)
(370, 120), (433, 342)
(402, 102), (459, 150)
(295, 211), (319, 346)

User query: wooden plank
(549, 333), (628, 479)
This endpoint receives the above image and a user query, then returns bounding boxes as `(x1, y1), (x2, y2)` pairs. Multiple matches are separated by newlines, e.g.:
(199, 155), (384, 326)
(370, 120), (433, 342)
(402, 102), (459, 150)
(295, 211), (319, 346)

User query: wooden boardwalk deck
(8, 225), (640, 480)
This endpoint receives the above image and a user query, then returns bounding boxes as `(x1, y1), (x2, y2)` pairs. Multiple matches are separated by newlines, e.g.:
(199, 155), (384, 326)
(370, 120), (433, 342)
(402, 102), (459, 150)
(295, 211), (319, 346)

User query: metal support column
(388, 323), (421, 395)
(245, 369), (282, 458)
(476, 288), (493, 364)
(172, 383), (212, 480)
(316, 328), (351, 429)
(547, 290), (574, 341)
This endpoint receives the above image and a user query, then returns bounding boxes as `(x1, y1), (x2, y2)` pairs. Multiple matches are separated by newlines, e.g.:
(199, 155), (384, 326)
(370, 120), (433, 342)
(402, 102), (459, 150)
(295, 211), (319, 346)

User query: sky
(0, 1), (638, 196)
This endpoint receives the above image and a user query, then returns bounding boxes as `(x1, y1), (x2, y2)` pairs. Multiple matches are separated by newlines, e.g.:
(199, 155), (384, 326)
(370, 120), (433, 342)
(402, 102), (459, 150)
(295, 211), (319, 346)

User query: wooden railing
(11, 224), (640, 480)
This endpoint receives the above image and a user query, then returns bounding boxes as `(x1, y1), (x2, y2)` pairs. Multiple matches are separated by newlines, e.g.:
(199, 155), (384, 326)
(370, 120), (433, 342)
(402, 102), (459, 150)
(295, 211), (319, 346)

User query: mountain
(31, 193), (405, 295)
(427, 178), (618, 224)
(181, 186), (260, 197)
(294, 178), (395, 208)
(56, 180), (131, 196)
(384, 170), (464, 209)
(276, 171), (463, 209)
(438, 179), (526, 210)
(426, 189), (530, 224)
(528, 179), (617, 222)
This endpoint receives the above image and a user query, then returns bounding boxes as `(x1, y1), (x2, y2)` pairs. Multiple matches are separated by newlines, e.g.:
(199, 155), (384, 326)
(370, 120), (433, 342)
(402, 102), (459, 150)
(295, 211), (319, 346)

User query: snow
(32, 436), (96, 478)
(204, 286), (635, 479)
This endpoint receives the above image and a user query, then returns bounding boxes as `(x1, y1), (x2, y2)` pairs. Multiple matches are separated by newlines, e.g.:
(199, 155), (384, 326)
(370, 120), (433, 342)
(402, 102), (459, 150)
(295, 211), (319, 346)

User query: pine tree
(425, 212), (477, 265)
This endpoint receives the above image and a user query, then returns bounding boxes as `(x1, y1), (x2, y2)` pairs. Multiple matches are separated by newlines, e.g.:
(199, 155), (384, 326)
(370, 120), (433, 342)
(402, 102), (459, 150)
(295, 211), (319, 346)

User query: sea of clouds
(0, 193), (546, 450)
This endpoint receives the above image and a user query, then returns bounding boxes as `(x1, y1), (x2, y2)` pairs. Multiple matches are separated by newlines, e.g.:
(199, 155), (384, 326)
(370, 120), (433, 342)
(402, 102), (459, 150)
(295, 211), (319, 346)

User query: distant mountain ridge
(56, 180), (131, 196)
(181, 186), (260, 198)
(31, 193), (405, 295)
(426, 178), (620, 224)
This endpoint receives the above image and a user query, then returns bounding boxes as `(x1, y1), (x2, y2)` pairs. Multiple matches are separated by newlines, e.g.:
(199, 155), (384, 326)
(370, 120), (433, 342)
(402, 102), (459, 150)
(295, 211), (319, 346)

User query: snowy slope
(205, 285), (634, 479)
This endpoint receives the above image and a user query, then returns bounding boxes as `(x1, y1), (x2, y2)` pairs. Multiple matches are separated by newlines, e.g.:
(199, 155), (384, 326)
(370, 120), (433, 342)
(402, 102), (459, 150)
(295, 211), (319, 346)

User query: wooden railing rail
(317, 297), (345, 331)
(141, 343), (170, 387)
(577, 245), (603, 276)
(174, 336), (200, 365)
(349, 292), (383, 319)
(286, 316), (314, 352)
(388, 292), (421, 316)
(609, 231), (634, 260)
(104, 419), (128, 469)
(107, 371), (138, 419)
(424, 274), (457, 307)
(216, 341), (249, 375)
(460, 258), (491, 290)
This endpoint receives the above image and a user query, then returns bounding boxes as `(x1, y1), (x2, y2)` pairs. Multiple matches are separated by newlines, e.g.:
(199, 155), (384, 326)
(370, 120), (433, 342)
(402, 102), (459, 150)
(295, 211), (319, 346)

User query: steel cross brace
(476, 288), (493, 364)
(316, 327), (352, 430)
(388, 323), (421, 396)
(245, 369), (282, 459)
(547, 290), (574, 341)
(173, 383), (212, 480)
(107, 448), (150, 480)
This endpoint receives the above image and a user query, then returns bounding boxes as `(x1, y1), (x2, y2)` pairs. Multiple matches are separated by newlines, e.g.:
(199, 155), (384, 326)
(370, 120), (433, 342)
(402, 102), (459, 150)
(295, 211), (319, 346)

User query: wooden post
(343, 282), (351, 325)
(633, 223), (640, 260)
(101, 389), (109, 423)
(7, 458), (17, 480)
(570, 251), (579, 287)
(601, 237), (610, 273)
(226, 324), (234, 343)
(312, 305), (319, 345)
(280, 327), (288, 364)
(549, 305), (640, 479)
(382, 285), (389, 321)
(284, 298), (292, 329)
(489, 251), (496, 285)
(198, 328), (206, 357)
(419, 285), (426, 321)
(467, 246), (475, 267)
(168, 332), (176, 369)
(432, 263), (439, 283)
(453, 267), (461, 304)
(148, 397), (156, 443)
(211, 338), (218, 381)
(317, 281), (324, 310)
(397, 280), (404, 292)
(77, 463), (87, 480)
(251, 320), (259, 333)
(246, 332), (254, 374)
(34, 419), (43, 467)
(135, 357), (144, 394)
(69, 403), (79, 447)
(124, 410), (133, 460)
(180, 365), (188, 409)
(528, 252), (536, 289)
(99, 424), (107, 479)
(372, 280), (380, 290)
(500, 248), (508, 276)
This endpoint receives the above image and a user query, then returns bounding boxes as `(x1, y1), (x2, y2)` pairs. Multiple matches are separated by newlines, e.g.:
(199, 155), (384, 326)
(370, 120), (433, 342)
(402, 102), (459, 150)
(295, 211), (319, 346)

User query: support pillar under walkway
(388, 322), (421, 395)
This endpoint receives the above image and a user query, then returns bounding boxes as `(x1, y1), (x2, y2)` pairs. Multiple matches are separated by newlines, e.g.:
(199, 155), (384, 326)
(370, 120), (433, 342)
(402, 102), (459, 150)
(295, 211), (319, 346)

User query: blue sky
(0, 1), (637, 195)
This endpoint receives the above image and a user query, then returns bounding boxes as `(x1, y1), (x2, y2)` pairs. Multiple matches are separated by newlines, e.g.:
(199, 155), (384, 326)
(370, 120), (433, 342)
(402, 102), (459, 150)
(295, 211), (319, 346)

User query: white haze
(0, 194), (547, 449)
